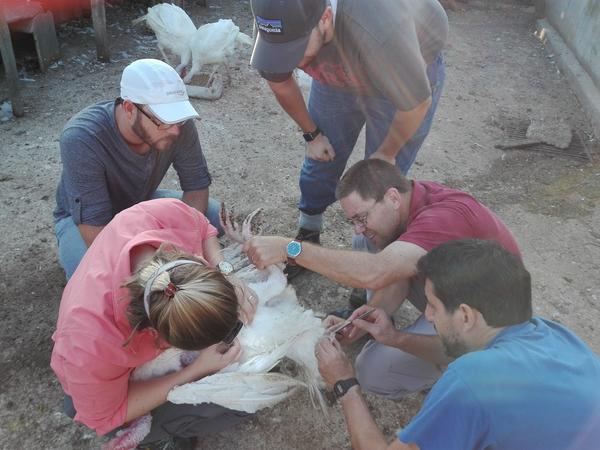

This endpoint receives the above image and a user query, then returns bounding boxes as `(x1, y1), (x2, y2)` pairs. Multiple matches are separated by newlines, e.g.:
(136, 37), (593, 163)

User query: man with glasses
(249, 0), (448, 279)
(54, 58), (223, 279)
(244, 159), (521, 399)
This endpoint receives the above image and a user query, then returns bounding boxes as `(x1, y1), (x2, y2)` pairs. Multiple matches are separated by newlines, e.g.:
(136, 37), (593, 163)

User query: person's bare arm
(182, 189), (209, 214)
(78, 224), (104, 247)
(340, 388), (419, 450)
(267, 78), (335, 162)
(267, 77), (315, 132)
(368, 277), (411, 315)
(245, 237), (426, 291)
(351, 306), (451, 366)
(125, 341), (241, 422)
(202, 236), (223, 267)
(369, 98), (431, 165)
(316, 337), (419, 450)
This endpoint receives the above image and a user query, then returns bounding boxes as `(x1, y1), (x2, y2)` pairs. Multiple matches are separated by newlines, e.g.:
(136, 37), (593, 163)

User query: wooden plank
(0, 3), (24, 117)
(90, 0), (109, 62)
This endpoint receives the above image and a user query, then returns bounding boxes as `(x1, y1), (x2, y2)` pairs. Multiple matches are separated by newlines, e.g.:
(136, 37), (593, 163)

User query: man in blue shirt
(315, 239), (600, 449)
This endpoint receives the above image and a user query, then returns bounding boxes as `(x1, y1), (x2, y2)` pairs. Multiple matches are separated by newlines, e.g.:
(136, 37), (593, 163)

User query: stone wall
(543, 0), (600, 88)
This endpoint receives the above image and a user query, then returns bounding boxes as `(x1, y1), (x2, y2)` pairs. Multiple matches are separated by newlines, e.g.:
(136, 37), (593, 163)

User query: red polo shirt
(399, 181), (521, 257)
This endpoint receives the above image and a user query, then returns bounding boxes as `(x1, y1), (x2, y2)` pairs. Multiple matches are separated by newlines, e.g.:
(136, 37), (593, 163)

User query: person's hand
(349, 305), (397, 346)
(369, 149), (396, 165)
(323, 314), (367, 346)
(315, 336), (355, 389)
(243, 236), (288, 269)
(229, 277), (259, 325)
(188, 339), (242, 379)
(306, 133), (336, 162)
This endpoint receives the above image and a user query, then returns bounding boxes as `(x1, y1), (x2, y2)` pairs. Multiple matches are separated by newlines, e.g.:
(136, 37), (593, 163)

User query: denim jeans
(298, 54), (445, 217)
(55, 191), (223, 280)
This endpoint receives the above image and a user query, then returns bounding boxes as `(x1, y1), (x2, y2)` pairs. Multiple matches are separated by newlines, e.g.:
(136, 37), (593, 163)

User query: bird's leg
(176, 48), (192, 78)
(207, 63), (230, 87)
(206, 65), (220, 86)
(183, 54), (201, 84)
(220, 203), (263, 244)
(242, 208), (263, 242)
(220, 202), (244, 244)
(158, 44), (173, 66)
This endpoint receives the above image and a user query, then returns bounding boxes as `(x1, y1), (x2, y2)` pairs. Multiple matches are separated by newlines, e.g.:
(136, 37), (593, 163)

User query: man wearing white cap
(54, 58), (222, 279)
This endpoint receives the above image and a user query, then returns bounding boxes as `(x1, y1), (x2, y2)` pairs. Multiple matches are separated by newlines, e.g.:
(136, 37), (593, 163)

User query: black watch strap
(333, 377), (359, 400)
(303, 127), (321, 142)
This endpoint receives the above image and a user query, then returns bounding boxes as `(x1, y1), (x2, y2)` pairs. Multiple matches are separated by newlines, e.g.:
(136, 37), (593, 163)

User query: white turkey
(134, 4), (253, 99)
(103, 208), (327, 450)
(132, 3), (196, 75)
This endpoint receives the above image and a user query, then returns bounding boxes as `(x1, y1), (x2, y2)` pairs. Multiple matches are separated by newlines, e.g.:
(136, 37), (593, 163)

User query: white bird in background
(134, 3), (253, 97)
(103, 209), (327, 450)
(132, 3), (197, 75)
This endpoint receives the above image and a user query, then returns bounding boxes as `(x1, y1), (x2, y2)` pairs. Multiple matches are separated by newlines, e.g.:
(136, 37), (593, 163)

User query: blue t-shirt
(54, 100), (211, 226)
(398, 317), (600, 449)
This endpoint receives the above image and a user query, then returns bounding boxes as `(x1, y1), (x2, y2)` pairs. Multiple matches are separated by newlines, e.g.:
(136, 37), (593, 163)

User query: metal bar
(90, 0), (109, 62)
(0, 3), (24, 117)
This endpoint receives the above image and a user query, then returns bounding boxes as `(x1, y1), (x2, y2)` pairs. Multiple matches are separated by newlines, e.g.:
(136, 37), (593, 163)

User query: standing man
(250, 0), (448, 277)
(315, 239), (600, 450)
(54, 58), (223, 279)
(245, 159), (521, 399)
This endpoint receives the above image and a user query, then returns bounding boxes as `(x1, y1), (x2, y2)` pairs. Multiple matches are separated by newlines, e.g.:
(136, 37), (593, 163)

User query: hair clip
(222, 320), (244, 346)
(164, 282), (178, 298)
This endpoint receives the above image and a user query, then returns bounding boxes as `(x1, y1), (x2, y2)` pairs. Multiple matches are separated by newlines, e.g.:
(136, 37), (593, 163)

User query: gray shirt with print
(54, 100), (211, 226)
(260, 0), (448, 111)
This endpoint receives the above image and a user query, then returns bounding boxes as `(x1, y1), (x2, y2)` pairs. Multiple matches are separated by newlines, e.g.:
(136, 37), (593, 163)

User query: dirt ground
(1, 0), (599, 449)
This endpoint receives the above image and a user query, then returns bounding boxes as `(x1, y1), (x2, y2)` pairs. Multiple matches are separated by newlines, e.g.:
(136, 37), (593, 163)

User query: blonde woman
(51, 198), (257, 449)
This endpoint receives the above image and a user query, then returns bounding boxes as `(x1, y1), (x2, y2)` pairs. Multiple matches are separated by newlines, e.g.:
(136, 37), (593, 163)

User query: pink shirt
(51, 199), (217, 435)
(399, 181), (521, 257)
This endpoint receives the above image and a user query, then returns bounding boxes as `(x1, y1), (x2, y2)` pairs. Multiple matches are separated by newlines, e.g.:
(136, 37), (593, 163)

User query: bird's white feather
(169, 372), (304, 413)
(134, 4), (196, 62)
(107, 215), (325, 449)
(184, 19), (253, 82)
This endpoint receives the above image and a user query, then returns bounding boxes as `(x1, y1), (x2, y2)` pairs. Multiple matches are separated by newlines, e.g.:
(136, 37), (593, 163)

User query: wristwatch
(286, 240), (303, 265)
(333, 377), (359, 400)
(303, 127), (321, 142)
(217, 260), (234, 275)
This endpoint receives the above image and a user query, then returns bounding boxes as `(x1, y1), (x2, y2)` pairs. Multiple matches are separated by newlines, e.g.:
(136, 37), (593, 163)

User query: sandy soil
(1, 0), (599, 449)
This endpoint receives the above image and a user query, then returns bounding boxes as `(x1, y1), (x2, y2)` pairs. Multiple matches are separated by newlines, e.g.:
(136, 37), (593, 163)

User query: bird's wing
(168, 372), (304, 413)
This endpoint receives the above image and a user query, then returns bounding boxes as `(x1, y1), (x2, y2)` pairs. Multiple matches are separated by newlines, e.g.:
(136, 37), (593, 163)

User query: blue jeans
(55, 191), (223, 280)
(299, 54), (445, 216)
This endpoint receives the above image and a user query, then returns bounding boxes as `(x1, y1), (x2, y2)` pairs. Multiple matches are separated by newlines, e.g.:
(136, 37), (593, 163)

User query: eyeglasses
(134, 104), (189, 130)
(347, 201), (379, 228)
(222, 319), (244, 346)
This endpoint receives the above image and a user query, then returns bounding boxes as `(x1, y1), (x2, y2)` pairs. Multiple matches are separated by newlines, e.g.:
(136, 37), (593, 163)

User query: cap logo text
(256, 16), (283, 34)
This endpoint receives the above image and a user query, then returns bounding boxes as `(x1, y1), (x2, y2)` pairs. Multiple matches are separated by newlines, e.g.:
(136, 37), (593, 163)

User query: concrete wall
(543, 0), (600, 89)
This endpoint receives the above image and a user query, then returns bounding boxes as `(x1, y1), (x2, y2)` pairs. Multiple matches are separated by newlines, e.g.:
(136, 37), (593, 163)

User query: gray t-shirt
(54, 100), (211, 226)
(261, 0), (448, 111)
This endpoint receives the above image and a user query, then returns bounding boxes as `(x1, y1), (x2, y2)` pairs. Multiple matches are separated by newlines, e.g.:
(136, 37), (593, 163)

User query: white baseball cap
(120, 59), (199, 124)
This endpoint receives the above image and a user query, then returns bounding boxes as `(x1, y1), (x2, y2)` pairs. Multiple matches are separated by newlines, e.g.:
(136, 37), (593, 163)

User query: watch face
(286, 240), (302, 258)
(218, 261), (234, 275)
